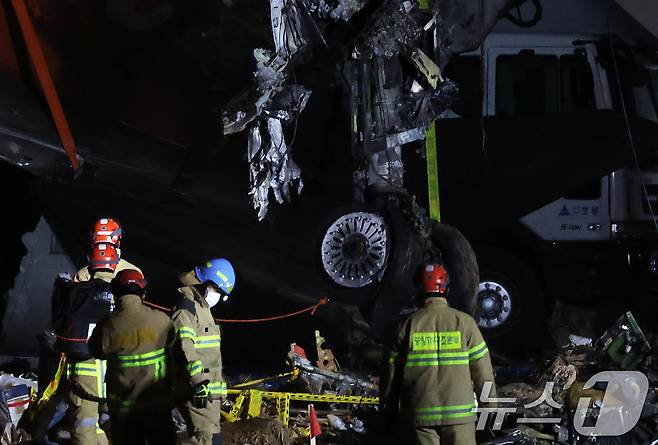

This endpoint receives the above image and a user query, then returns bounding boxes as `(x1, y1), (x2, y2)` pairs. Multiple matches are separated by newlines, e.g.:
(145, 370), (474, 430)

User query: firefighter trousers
(180, 399), (222, 445)
(411, 423), (477, 445)
(66, 390), (108, 445)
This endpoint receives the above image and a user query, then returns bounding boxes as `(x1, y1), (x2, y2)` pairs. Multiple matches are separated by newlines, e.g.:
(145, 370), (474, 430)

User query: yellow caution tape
(224, 388), (379, 427)
(38, 353), (66, 405)
(425, 122), (441, 222)
(226, 388), (378, 405)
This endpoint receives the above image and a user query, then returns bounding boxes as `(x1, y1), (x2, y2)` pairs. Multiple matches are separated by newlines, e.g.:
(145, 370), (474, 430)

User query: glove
(192, 380), (210, 408)
(57, 272), (72, 281)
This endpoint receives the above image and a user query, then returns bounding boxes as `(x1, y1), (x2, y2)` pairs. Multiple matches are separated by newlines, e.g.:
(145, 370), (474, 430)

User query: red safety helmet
(91, 218), (122, 246)
(417, 262), (449, 294)
(88, 243), (120, 272)
(112, 269), (148, 295)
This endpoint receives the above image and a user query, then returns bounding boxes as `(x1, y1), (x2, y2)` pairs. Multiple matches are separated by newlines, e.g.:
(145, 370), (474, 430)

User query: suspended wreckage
(0, 0), (523, 352)
(221, 0), (496, 320)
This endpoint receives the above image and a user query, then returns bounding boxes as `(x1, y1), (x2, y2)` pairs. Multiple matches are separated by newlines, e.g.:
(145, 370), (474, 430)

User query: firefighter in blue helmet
(172, 258), (235, 445)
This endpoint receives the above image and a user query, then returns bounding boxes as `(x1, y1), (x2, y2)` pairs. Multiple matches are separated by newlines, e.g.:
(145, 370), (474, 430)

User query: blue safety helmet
(194, 258), (236, 296)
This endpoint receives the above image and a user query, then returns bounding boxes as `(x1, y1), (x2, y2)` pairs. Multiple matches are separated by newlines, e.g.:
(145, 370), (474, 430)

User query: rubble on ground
(0, 311), (657, 444)
(223, 417), (295, 445)
(0, 373), (34, 444)
(484, 310), (658, 444)
(222, 333), (379, 444)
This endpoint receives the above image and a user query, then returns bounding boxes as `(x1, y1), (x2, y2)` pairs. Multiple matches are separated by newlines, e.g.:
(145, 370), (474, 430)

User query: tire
(367, 220), (478, 338)
(431, 223), (479, 314)
(476, 249), (545, 352)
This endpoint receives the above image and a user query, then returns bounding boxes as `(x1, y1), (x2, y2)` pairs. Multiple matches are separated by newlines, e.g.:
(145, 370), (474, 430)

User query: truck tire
(476, 249), (544, 352)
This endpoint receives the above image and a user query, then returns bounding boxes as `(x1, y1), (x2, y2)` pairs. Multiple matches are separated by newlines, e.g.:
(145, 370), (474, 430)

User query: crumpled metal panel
(307, 0), (368, 21)
(223, 0), (322, 219)
(271, 0), (307, 58)
(354, 1), (421, 59)
(247, 117), (304, 220)
(222, 0), (308, 136)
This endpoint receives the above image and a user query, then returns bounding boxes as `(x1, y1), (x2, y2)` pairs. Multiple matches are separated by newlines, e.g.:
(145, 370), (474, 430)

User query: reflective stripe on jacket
(66, 358), (107, 399)
(88, 294), (175, 415)
(381, 297), (496, 427)
(171, 286), (227, 400)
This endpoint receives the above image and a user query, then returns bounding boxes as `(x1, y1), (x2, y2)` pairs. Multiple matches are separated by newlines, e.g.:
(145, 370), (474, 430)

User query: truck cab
(442, 32), (658, 347)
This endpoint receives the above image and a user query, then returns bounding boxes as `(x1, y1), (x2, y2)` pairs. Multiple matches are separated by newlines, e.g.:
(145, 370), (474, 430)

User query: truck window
(495, 52), (596, 116)
(496, 54), (559, 116)
(560, 54), (596, 112)
(443, 56), (482, 118)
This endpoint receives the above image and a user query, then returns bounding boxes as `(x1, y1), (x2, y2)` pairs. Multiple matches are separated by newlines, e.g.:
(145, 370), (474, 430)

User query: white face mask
(205, 289), (222, 308)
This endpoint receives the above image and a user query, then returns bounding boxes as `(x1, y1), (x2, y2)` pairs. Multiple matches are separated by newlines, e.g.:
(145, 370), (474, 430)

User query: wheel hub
(476, 280), (512, 329)
(321, 212), (389, 288)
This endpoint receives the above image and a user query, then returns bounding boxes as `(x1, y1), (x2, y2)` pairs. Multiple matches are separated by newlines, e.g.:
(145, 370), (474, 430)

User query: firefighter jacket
(88, 294), (175, 416)
(64, 270), (115, 400)
(74, 259), (142, 283)
(381, 297), (496, 427)
(171, 285), (227, 400)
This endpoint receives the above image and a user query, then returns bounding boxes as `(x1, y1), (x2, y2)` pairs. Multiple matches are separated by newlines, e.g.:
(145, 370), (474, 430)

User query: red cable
(55, 298), (329, 343)
(55, 335), (88, 343)
(143, 300), (173, 313)
(143, 298), (329, 324)
(215, 298), (329, 323)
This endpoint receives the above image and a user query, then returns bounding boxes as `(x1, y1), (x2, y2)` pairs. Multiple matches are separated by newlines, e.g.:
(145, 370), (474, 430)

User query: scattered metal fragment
(315, 330), (340, 372)
(596, 311), (652, 370)
(310, 0), (367, 21)
(287, 346), (377, 396)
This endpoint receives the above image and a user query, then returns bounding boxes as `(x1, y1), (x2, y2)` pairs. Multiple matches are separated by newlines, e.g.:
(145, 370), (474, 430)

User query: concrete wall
(0, 217), (76, 357)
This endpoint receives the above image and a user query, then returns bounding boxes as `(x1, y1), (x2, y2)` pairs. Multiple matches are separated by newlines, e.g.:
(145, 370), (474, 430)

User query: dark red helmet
(417, 262), (449, 294)
(88, 244), (120, 271)
(111, 269), (148, 295)
(91, 218), (122, 246)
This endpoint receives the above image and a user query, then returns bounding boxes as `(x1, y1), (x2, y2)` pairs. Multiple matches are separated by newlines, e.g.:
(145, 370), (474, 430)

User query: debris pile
(485, 311), (658, 444)
(0, 373), (35, 444)
(222, 331), (379, 444)
(224, 417), (296, 445)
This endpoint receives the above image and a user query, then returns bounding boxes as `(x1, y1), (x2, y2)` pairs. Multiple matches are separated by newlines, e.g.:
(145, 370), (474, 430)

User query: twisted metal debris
(222, 0), (458, 219)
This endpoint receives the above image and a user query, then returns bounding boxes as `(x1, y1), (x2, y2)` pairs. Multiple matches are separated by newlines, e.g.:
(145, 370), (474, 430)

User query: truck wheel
(476, 249), (544, 351)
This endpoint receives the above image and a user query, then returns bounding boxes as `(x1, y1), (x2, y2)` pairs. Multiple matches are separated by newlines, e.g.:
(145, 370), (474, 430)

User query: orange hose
(54, 298), (330, 344)
(143, 298), (329, 324)
(55, 335), (88, 343)
(215, 298), (329, 323)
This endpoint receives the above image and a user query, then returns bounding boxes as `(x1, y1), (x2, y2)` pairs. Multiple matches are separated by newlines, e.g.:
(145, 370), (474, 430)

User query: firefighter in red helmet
(54, 244), (120, 445)
(74, 218), (142, 282)
(88, 269), (176, 445)
(380, 262), (496, 445)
